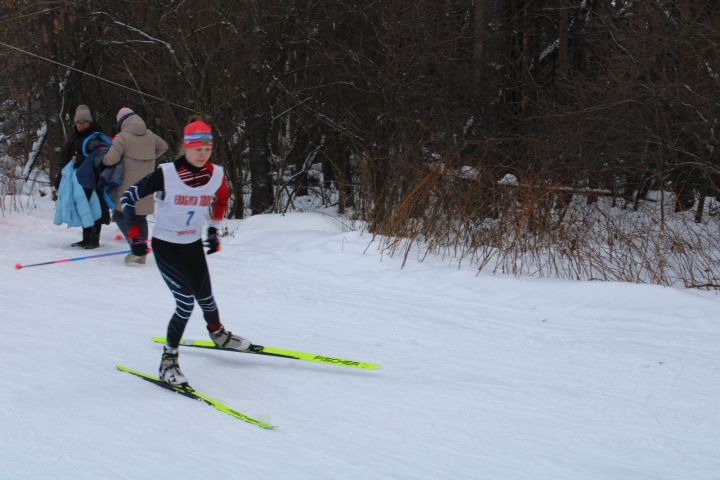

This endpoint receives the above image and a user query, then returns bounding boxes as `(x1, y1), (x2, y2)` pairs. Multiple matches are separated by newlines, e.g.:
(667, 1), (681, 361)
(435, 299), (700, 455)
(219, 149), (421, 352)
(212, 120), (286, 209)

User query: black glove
(130, 238), (148, 256)
(206, 227), (220, 255)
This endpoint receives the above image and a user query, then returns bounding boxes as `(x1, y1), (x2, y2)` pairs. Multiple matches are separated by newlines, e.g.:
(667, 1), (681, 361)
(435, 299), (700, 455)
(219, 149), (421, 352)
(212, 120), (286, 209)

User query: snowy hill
(1, 194), (719, 480)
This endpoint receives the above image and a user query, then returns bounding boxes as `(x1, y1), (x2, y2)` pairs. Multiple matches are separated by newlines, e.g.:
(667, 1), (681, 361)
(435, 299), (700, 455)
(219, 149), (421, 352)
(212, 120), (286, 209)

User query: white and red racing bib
(152, 163), (224, 243)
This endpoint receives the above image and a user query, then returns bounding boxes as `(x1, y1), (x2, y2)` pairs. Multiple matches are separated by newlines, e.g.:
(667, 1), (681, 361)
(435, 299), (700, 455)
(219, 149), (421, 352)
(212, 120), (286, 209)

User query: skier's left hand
(206, 227), (220, 255)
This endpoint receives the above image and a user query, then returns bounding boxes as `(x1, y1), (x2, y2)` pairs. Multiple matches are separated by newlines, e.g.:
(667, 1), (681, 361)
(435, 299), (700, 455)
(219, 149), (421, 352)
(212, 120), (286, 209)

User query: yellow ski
(116, 365), (275, 429)
(151, 337), (382, 371)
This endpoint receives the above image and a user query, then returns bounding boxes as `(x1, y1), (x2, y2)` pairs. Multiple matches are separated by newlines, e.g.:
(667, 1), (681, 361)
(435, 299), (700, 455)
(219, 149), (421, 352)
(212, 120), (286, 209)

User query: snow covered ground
(1, 194), (719, 480)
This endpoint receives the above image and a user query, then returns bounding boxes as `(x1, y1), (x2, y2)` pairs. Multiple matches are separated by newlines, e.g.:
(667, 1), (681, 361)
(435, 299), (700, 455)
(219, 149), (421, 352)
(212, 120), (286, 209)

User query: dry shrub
(378, 165), (720, 289)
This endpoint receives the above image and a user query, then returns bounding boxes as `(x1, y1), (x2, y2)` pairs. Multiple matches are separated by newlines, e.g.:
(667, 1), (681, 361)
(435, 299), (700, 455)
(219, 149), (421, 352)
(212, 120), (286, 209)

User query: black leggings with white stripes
(152, 237), (221, 348)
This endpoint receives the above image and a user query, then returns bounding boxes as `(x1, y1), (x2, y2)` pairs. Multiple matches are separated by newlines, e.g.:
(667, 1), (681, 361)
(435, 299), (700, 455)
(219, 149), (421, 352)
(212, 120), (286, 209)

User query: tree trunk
(248, 108), (274, 215)
(559, 0), (569, 75)
(520, 3), (532, 118)
(472, 0), (504, 132)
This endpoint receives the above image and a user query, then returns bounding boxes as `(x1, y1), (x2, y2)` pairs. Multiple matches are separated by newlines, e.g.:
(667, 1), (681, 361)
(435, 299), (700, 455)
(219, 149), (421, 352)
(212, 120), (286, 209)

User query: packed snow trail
(1, 195), (719, 479)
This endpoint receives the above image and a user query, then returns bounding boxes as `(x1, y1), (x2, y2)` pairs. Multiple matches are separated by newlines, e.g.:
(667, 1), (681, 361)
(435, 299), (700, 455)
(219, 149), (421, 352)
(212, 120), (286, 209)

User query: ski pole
(15, 249), (132, 270)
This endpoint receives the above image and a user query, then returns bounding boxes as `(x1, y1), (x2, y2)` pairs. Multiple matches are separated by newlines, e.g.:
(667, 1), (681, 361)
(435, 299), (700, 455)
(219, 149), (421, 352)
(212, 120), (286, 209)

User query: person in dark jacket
(55, 105), (110, 248)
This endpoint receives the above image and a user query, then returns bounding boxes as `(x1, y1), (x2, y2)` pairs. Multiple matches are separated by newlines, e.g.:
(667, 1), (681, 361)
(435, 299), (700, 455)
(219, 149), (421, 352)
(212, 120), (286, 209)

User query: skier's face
(185, 146), (213, 168)
(75, 121), (90, 132)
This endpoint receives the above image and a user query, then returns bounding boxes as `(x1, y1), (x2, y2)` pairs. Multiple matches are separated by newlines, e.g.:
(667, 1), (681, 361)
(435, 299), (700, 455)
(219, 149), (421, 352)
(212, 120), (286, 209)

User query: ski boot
(210, 326), (251, 351)
(159, 346), (188, 386)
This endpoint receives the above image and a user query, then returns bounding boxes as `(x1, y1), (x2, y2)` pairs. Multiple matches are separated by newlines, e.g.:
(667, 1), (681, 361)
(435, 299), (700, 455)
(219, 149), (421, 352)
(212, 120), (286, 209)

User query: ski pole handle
(15, 249), (132, 270)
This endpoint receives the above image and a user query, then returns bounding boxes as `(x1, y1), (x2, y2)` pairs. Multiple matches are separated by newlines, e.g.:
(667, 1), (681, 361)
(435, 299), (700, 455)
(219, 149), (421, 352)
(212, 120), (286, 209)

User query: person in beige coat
(103, 107), (168, 253)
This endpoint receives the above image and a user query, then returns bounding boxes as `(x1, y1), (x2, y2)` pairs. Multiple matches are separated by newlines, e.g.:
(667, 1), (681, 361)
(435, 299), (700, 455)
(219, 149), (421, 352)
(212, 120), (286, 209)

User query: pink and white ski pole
(15, 249), (135, 270)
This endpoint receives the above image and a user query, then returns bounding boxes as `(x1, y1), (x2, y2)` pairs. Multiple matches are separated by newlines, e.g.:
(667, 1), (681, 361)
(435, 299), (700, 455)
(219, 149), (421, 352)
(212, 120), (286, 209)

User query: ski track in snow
(1, 196), (719, 479)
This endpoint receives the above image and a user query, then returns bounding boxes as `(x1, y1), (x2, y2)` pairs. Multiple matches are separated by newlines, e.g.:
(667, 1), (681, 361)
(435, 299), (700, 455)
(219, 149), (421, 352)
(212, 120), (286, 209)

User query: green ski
(116, 365), (275, 429)
(151, 337), (382, 371)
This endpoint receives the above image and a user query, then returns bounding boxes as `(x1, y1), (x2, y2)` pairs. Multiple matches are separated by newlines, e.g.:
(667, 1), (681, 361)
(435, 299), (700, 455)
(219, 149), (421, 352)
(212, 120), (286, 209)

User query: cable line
(0, 40), (196, 112)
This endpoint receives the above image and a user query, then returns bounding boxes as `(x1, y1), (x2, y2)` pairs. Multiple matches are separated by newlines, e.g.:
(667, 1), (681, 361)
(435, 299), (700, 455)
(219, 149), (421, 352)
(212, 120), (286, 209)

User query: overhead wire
(0, 39), (196, 112)
(0, 7), (59, 24)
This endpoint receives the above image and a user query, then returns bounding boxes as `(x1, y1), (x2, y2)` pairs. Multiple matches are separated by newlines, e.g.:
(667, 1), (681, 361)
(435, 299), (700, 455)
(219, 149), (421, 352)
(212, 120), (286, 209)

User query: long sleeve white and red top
(120, 157), (230, 243)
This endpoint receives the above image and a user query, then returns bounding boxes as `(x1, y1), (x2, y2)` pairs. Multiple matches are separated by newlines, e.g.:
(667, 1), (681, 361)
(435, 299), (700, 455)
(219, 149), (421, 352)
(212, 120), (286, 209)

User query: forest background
(1, 0), (719, 288)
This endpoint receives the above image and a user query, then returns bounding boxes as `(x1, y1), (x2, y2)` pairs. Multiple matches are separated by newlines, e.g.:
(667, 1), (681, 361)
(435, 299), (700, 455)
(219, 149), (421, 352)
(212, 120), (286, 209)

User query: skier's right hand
(130, 238), (148, 256)
(127, 223), (147, 256)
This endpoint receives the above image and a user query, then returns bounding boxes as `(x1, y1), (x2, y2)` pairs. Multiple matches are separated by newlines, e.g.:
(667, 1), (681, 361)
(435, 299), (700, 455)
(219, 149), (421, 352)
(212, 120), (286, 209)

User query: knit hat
(74, 105), (92, 123)
(116, 107), (134, 123)
(183, 120), (213, 149)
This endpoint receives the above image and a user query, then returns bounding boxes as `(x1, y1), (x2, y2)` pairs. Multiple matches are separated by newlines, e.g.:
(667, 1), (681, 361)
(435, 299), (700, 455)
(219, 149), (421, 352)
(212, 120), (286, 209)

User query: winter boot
(71, 229), (89, 247)
(159, 346), (188, 386)
(82, 227), (100, 249)
(209, 326), (251, 351)
(124, 253), (147, 265)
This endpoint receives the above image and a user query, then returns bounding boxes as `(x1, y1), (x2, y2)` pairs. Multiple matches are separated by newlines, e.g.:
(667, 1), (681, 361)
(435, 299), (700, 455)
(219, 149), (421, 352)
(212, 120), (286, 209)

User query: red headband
(183, 120), (213, 148)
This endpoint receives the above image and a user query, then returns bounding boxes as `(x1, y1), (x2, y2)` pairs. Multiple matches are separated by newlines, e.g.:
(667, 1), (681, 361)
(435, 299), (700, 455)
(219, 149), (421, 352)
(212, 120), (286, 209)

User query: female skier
(120, 116), (250, 386)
